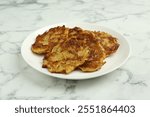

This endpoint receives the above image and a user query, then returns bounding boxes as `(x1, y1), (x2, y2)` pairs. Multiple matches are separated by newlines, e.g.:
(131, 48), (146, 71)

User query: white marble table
(0, 0), (150, 100)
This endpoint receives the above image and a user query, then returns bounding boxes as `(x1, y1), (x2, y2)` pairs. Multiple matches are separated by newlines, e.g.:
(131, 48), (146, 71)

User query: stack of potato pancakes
(31, 26), (119, 74)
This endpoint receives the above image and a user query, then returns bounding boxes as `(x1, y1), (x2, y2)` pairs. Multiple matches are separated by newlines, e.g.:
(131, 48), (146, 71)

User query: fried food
(42, 27), (90, 73)
(31, 25), (119, 74)
(75, 29), (106, 72)
(94, 31), (119, 56)
(31, 25), (69, 54)
(79, 43), (106, 72)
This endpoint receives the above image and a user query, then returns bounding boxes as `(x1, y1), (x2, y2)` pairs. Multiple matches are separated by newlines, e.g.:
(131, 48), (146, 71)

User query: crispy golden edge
(94, 31), (119, 56)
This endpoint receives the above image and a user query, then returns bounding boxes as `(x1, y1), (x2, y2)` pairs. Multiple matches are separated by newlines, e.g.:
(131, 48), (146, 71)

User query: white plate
(21, 23), (130, 80)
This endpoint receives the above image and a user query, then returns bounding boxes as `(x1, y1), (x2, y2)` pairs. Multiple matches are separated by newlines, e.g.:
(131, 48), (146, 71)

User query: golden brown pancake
(31, 25), (69, 54)
(74, 29), (106, 72)
(79, 42), (106, 72)
(42, 27), (90, 73)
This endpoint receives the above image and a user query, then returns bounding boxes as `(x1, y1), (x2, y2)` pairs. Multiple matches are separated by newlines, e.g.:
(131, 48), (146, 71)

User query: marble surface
(0, 0), (150, 100)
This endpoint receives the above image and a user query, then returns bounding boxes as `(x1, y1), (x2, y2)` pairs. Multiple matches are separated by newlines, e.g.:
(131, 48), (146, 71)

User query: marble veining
(0, 0), (150, 100)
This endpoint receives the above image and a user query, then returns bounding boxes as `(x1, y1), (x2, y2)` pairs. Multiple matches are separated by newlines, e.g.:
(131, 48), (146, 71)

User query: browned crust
(31, 25), (69, 54)
(94, 31), (119, 56)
